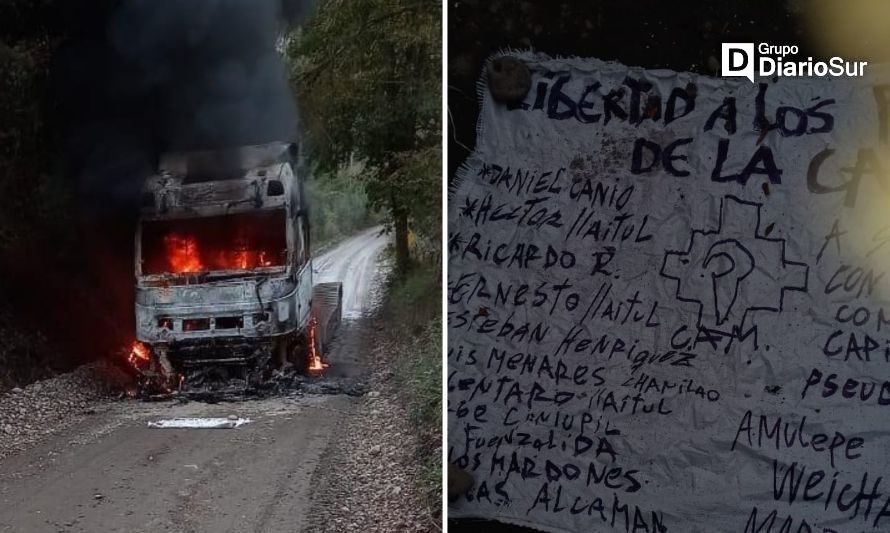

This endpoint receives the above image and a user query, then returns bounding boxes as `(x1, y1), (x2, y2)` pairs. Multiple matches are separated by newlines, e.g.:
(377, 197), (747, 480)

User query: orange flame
(164, 234), (204, 273)
(162, 233), (275, 274)
(128, 341), (150, 369)
(307, 316), (328, 373)
(214, 249), (274, 270)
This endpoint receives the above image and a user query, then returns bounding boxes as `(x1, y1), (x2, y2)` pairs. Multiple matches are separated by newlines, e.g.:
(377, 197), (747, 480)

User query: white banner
(448, 52), (890, 533)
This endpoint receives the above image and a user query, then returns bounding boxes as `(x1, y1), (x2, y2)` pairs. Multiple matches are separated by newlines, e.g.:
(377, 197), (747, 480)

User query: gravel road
(314, 226), (389, 320)
(0, 228), (438, 533)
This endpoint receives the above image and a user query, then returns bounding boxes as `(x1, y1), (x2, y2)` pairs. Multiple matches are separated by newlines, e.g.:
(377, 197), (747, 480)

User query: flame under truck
(131, 142), (341, 391)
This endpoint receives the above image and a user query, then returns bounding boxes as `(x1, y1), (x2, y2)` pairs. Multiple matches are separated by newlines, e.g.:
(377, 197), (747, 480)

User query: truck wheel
(274, 336), (290, 368)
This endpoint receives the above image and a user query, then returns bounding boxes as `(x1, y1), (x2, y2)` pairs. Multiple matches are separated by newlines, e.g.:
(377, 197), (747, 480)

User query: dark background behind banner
(446, 0), (890, 531)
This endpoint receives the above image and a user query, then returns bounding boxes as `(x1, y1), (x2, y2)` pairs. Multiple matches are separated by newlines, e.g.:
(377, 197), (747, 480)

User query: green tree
(288, 0), (441, 273)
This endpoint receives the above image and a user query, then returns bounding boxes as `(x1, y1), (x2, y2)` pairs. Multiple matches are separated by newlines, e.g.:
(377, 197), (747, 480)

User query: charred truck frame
(131, 142), (342, 392)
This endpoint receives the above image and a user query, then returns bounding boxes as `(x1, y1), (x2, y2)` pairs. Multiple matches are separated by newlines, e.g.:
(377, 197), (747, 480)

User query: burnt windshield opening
(141, 210), (288, 275)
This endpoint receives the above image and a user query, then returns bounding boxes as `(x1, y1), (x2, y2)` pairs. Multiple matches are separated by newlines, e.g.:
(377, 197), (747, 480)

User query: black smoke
(2, 0), (316, 374)
(56, 0), (314, 211)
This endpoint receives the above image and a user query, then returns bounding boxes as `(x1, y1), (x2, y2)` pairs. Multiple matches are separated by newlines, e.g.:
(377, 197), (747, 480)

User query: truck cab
(132, 142), (317, 391)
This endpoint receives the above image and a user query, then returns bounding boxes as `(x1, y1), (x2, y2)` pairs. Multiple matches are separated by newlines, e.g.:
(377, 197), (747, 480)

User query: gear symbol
(660, 195), (808, 332)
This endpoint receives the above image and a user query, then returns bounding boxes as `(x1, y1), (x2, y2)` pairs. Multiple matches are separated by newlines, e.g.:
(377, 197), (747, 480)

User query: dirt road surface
(313, 226), (389, 320)
(0, 229), (400, 533)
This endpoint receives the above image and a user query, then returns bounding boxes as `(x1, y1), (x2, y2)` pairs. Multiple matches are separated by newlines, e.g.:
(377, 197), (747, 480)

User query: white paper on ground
(147, 418), (252, 429)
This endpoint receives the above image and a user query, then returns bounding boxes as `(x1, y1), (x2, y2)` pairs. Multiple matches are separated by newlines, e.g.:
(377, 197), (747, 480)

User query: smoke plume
(57, 0), (313, 210)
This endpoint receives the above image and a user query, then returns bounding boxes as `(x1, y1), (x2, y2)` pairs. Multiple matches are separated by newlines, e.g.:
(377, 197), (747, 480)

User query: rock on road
(0, 228), (391, 533)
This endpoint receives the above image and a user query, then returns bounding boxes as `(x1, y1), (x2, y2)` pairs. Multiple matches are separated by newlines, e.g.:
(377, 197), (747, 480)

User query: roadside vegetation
(291, 0), (442, 510)
(291, 0), (442, 514)
(305, 164), (382, 251)
(380, 263), (441, 511)
(0, 1), (80, 389)
(287, 0), (441, 273)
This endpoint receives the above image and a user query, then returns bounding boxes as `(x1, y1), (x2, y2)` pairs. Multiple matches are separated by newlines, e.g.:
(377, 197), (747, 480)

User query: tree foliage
(0, 1), (74, 387)
(288, 0), (441, 270)
(305, 164), (383, 250)
(0, 8), (59, 249)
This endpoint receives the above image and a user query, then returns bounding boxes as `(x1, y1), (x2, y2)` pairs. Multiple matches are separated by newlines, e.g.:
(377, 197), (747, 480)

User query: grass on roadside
(381, 263), (442, 514)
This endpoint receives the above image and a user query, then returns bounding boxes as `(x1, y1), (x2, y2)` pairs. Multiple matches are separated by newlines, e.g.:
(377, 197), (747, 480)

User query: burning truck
(128, 142), (342, 393)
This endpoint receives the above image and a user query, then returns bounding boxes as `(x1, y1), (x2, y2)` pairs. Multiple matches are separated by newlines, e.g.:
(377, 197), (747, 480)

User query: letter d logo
(721, 43), (754, 82)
